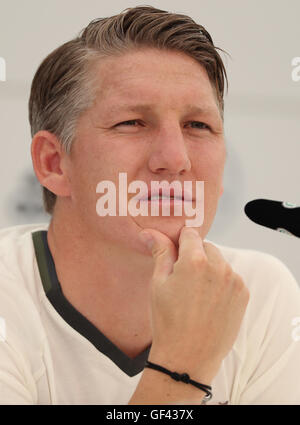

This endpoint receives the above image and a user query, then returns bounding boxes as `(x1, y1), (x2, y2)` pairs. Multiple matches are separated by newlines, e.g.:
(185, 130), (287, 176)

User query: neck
(46, 205), (155, 356)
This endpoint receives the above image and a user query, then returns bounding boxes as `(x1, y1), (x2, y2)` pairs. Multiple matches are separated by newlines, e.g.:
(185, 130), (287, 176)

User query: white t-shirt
(0, 223), (300, 405)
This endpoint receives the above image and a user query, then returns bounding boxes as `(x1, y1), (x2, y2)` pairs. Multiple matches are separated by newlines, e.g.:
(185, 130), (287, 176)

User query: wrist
(147, 351), (216, 386)
(144, 360), (213, 402)
(131, 364), (207, 405)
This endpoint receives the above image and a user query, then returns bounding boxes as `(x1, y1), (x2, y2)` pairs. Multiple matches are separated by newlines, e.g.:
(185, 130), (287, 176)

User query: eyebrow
(104, 103), (219, 117)
(105, 104), (154, 115)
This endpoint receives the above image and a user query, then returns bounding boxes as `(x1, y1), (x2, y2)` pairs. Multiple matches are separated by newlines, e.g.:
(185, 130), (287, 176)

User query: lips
(137, 186), (194, 202)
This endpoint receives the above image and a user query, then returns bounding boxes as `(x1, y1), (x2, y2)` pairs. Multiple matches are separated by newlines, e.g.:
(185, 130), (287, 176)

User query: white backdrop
(0, 0), (300, 284)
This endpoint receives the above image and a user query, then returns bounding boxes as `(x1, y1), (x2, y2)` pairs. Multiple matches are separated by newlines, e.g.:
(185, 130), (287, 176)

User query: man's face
(64, 48), (226, 250)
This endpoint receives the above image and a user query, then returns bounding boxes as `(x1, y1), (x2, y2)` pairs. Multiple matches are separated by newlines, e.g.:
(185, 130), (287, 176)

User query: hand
(139, 226), (250, 383)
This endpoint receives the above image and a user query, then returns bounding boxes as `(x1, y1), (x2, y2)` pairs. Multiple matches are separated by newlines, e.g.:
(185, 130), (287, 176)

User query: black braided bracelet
(144, 360), (213, 402)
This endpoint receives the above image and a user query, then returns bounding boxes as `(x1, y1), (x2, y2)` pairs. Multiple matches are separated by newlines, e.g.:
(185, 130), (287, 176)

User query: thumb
(139, 229), (177, 282)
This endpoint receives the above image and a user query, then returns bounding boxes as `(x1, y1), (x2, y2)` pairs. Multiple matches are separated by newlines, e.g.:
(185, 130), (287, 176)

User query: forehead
(91, 48), (219, 113)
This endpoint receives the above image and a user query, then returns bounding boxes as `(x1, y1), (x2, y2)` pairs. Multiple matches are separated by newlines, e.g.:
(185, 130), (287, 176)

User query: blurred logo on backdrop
(5, 169), (50, 225)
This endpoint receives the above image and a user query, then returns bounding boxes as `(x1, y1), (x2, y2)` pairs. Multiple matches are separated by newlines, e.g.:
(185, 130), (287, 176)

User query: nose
(148, 122), (191, 176)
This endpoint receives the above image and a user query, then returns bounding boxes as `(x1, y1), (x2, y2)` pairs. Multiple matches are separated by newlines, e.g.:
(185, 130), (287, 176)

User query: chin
(133, 215), (205, 247)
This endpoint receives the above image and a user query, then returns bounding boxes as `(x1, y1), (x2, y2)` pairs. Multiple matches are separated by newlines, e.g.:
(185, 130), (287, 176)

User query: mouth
(141, 188), (194, 202)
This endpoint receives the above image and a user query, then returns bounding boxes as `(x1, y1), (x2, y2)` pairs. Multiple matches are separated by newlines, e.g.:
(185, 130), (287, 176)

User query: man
(0, 5), (300, 405)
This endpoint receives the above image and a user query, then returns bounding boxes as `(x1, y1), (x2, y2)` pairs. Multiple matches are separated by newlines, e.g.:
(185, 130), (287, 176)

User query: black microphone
(244, 199), (300, 238)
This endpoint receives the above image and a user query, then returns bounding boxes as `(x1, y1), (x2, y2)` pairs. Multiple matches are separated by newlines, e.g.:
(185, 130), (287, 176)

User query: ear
(31, 130), (71, 197)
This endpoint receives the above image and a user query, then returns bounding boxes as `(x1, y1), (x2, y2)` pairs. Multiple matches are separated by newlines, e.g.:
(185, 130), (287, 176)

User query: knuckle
(188, 252), (207, 269)
(204, 241), (222, 258)
(223, 263), (234, 282)
(152, 246), (169, 261)
(234, 275), (250, 298)
(203, 241), (212, 250)
(243, 285), (251, 302)
(234, 277), (244, 292)
(152, 244), (166, 257)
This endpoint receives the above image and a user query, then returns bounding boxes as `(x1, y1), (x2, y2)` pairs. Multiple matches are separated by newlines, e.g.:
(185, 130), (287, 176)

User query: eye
(188, 121), (210, 130)
(115, 120), (139, 127)
(114, 120), (211, 130)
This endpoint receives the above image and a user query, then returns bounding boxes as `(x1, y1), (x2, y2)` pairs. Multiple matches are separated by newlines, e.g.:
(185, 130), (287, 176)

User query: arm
(129, 227), (249, 405)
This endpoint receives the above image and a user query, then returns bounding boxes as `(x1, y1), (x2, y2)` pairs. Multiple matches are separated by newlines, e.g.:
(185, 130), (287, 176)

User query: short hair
(29, 5), (228, 214)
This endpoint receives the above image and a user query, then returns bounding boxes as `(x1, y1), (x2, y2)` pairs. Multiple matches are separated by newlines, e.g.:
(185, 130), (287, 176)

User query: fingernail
(139, 231), (154, 250)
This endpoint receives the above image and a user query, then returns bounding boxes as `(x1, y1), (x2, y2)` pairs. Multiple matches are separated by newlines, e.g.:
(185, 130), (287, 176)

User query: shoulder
(0, 222), (49, 250)
(206, 240), (299, 297)
(205, 240), (300, 340)
(0, 223), (49, 350)
(206, 242), (300, 383)
(0, 223), (49, 292)
(0, 223), (49, 273)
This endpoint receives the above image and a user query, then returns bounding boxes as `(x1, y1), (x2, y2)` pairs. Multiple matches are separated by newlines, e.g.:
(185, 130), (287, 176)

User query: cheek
(195, 155), (225, 182)
(194, 150), (225, 203)
(66, 152), (100, 209)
